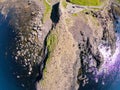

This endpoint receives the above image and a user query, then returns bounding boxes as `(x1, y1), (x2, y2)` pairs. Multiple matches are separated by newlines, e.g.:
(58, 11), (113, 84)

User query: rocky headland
(0, 0), (120, 90)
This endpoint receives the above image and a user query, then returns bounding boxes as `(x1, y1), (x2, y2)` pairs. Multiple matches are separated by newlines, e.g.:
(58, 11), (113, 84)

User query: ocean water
(0, 14), (23, 90)
(108, 17), (120, 90)
(79, 17), (120, 90)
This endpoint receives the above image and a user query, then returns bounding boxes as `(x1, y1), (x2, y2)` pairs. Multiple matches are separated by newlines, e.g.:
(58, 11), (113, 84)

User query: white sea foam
(97, 35), (120, 75)
(97, 17), (120, 75)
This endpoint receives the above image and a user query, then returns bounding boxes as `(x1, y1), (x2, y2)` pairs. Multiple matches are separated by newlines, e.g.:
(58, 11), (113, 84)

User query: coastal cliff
(37, 0), (117, 90)
(0, 0), (119, 90)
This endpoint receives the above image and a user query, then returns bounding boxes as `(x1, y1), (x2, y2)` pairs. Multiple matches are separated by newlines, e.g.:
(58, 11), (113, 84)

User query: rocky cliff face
(37, 0), (117, 90)
(0, 0), (52, 89)
(70, 4), (116, 90)
(38, 0), (117, 90)
(0, 0), (118, 90)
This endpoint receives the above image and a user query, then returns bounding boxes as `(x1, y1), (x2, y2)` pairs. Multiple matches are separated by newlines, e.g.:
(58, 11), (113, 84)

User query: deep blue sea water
(0, 14), (23, 90)
(1, 8), (120, 90)
(109, 17), (120, 90)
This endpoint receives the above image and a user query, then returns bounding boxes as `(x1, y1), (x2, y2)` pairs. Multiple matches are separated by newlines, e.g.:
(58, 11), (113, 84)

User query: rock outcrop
(0, 0), (52, 89)
(0, 0), (118, 90)
(38, 0), (116, 90)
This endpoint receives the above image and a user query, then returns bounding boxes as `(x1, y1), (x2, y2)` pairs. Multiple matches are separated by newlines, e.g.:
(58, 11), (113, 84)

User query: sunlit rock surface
(0, 0), (120, 90)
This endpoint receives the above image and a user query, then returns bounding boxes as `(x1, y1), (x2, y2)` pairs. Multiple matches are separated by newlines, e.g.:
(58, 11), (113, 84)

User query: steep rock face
(0, 0), (52, 89)
(111, 2), (120, 21)
(38, 1), (116, 90)
(69, 7), (116, 89)
(65, 1), (119, 90)
(0, 0), (117, 90)
(37, 2), (79, 90)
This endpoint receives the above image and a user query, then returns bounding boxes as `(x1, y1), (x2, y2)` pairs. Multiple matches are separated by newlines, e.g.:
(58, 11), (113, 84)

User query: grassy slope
(62, 1), (67, 8)
(70, 0), (101, 6)
(43, 30), (58, 74)
(47, 32), (58, 53)
(43, 0), (51, 22)
(117, 0), (120, 3)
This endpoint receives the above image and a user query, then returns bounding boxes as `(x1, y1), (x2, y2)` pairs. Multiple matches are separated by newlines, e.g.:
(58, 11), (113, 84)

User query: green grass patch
(43, 31), (58, 75)
(43, 0), (51, 22)
(72, 13), (78, 16)
(41, 31), (58, 85)
(70, 0), (101, 6)
(62, 1), (67, 8)
(117, 0), (120, 3)
(47, 33), (58, 53)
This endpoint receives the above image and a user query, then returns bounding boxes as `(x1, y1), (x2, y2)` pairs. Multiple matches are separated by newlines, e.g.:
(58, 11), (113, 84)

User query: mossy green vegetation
(72, 13), (78, 16)
(47, 32), (58, 53)
(43, 30), (58, 74)
(117, 0), (120, 3)
(43, 0), (51, 22)
(62, 1), (67, 8)
(70, 0), (101, 6)
(41, 31), (58, 85)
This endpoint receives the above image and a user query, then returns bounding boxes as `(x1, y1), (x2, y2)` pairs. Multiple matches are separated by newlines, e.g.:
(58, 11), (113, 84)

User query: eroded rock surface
(0, 0), (118, 90)
(0, 0), (52, 89)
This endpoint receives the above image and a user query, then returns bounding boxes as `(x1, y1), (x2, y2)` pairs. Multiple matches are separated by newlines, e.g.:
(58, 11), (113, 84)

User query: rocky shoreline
(0, 0), (52, 89)
(0, 0), (119, 90)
